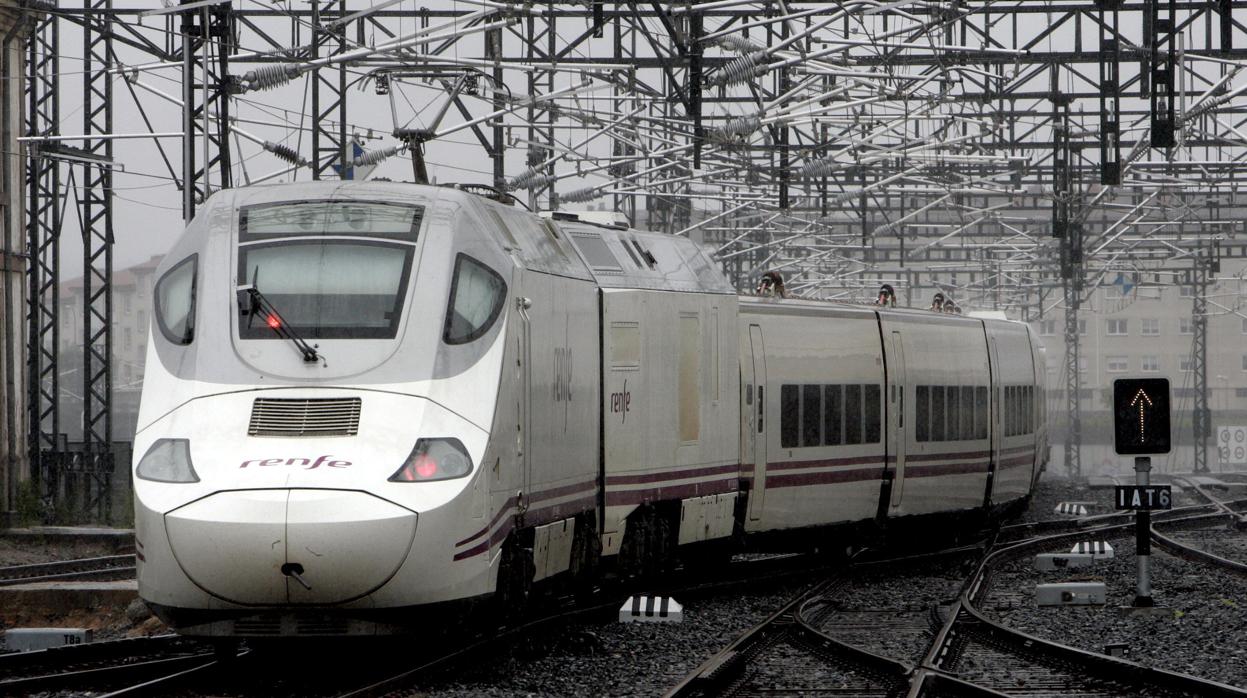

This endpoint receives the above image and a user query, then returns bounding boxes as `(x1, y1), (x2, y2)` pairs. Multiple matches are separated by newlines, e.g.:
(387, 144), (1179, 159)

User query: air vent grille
(248, 398), (361, 437)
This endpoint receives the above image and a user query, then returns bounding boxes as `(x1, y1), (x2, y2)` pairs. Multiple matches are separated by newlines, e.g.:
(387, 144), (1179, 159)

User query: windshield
(239, 241), (412, 339)
(237, 201), (422, 340)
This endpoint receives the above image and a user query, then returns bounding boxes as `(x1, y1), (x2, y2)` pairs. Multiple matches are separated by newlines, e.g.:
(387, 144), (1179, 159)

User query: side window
(824, 385), (843, 445)
(975, 387), (989, 439)
(930, 385), (945, 441)
(916, 385), (930, 442)
(801, 384), (821, 447)
(864, 385), (881, 443)
(781, 384), (799, 448)
(960, 386), (974, 441)
(444, 254), (507, 345)
(155, 255), (197, 345)
(947, 386), (961, 441)
(844, 384), (862, 445)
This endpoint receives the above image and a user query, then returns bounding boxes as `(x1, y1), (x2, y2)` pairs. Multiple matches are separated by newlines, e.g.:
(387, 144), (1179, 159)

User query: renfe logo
(610, 379), (631, 424)
(239, 455), (351, 470)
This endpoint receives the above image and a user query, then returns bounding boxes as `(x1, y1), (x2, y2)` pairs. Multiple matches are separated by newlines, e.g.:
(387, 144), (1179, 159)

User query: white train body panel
(133, 181), (1045, 637)
(600, 288), (739, 554)
(738, 303), (886, 531)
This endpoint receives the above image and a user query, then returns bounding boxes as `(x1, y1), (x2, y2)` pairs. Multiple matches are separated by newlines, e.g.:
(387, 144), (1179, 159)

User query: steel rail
(0, 554), (136, 586)
(937, 514), (1247, 698)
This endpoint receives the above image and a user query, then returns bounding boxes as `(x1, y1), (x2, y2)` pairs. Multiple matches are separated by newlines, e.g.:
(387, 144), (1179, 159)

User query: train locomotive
(133, 181), (1047, 637)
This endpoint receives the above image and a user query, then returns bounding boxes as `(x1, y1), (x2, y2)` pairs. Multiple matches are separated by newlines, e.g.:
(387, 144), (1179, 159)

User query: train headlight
(135, 439), (200, 483)
(388, 438), (472, 482)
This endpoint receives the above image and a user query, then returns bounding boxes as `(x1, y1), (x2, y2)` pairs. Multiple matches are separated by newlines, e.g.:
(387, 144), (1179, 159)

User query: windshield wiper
(236, 283), (323, 364)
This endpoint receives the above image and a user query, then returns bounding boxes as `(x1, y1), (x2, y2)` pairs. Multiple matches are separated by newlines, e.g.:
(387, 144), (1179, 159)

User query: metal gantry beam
(79, 0), (115, 521)
(25, 6), (60, 514)
(20, 1), (1247, 512)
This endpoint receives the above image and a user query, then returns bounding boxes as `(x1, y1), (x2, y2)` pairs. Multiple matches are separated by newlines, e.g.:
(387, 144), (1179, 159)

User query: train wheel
(618, 506), (675, 581)
(496, 538), (535, 617)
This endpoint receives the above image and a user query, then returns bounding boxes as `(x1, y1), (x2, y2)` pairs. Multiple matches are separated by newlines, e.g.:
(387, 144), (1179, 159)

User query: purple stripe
(766, 455), (883, 472)
(999, 455), (1034, 469)
(906, 461), (988, 478)
(906, 449), (990, 463)
(606, 463), (738, 485)
(524, 494), (597, 527)
(453, 540), (489, 561)
(456, 496), (516, 547)
(530, 481), (597, 504)
(605, 478), (736, 506)
(767, 467), (886, 489)
(1001, 445), (1036, 455)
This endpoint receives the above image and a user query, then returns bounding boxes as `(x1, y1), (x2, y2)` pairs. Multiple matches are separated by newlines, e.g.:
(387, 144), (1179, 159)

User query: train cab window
(844, 385), (863, 444)
(824, 385), (843, 445)
(864, 385), (881, 443)
(236, 200), (424, 341)
(155, 255), (197, 345)
(781, 385), (800, 448)
(444, 254), (508, 344)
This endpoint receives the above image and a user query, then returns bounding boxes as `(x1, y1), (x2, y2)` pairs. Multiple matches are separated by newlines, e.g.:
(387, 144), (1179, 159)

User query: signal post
(1112, 378), (1172, 608)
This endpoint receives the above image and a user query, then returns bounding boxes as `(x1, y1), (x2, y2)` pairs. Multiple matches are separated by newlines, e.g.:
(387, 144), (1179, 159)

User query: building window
(1241, 354), (1247, 372)
(1180, 286), (1194, 298)
(1180, 357), (1193, 372)
(1180, 317), (1193, 335)
(1141, 355), (1160, 372)
(1241, 316), (1247, 335)
(1040, 320), (1056, 336)
(1141, 318), (1159, 336)
(1078, 319), (1087, 336)
(1077, 357), (1088, 373)
(1106, 356), (1129, 373)
(1106, 319), (1128, 336)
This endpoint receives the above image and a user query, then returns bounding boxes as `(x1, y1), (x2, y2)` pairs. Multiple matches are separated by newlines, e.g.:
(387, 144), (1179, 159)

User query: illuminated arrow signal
(1130, 388), (1154, 441)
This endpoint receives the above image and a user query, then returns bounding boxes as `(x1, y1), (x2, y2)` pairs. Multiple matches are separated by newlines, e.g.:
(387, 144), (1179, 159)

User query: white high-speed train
(133, 182), (1047, 637)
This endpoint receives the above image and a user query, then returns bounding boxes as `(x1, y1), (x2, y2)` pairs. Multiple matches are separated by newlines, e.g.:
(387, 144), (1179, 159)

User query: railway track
(668, 508), (1247, 698)
(0, 550), (840, 697)
(0, 554), (136, 586)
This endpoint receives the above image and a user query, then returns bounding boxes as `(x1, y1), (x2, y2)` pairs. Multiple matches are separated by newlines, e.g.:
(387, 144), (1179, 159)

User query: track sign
(1114, 485), (1172, 511)
(1113, 378), (1170, 455)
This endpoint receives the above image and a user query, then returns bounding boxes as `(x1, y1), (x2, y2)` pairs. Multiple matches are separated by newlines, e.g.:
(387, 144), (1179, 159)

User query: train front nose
(164, 489), (416, 605)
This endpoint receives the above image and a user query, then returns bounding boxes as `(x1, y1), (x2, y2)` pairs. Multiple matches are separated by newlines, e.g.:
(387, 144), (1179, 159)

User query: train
(132, 181), (1047, 637)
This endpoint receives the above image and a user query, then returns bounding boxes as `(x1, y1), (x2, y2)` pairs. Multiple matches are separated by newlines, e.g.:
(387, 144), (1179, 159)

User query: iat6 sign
(1114, 485), (1172, 511)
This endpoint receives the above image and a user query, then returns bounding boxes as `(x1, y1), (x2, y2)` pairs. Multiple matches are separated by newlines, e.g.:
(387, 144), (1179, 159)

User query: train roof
(198, 181), (736, 297)
(739, 296), (1032, 331)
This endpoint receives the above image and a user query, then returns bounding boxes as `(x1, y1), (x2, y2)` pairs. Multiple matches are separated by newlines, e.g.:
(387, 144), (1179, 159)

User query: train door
(888, 330), (907, 508)
(748, 325), (767, 520)
(516, 292), (534, 518)
(985, 332), (1002, 509)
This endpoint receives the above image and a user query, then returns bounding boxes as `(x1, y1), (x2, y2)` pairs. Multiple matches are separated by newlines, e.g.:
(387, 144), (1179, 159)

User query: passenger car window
(781, 384), (799, 448)
(444, 254), (507, 345)
(155, 255), (196, 345)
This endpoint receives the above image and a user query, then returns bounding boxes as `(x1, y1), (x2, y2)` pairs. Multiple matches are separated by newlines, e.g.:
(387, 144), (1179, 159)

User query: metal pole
(1134, 455), (1153, 607)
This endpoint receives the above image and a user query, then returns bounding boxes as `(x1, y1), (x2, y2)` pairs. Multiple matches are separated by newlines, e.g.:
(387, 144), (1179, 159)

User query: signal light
(266, 314), (281, 329)
(389, 438), (472, 482)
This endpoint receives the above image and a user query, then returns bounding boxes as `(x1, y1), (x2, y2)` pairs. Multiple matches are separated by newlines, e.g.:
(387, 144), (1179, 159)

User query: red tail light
(389, 438), (472, 482)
